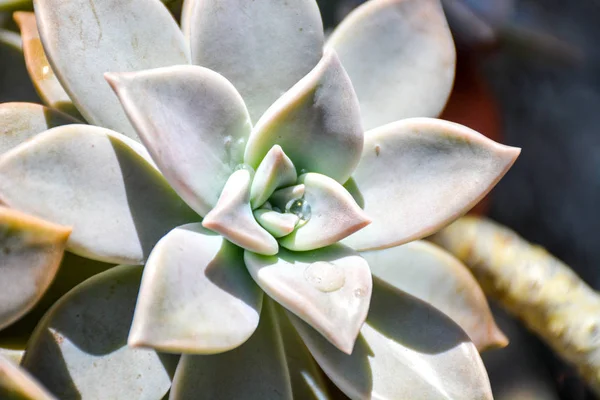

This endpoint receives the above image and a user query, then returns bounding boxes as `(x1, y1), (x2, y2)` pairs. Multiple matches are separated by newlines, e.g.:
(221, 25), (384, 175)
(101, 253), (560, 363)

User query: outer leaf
(106, 65), (251, 217)
(0, 355), (56, 400)
(244, 245), (372, 354)
(328, 0), (456, 130)
(272, 304), (331, 400)
(280, 173), (370, 251)
(129, 223), (263, 354)
(203, 169), (278, 255)
(0, 102), (77, 155)
(244, 50), (364, 184)
(182, 0), (324, 122)
(13, 13), (80, 118)
(34, 0), (190, 139)
(0, 124), (197, 264)
(170, 299), (292, 400)
(0, 207), (70, 330)
(0, 253), (113, 359)
(343, 118), (520, 251)
(250, 145), (297, 209)
(21, 265), (178, 400)
(361, 240), (508, 351)
(0, 350), (23, 365)
(291, 278), (493, 400)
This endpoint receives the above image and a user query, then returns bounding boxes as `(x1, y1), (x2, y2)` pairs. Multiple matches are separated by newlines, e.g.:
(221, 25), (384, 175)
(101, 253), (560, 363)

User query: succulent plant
(0, 0), (521, 398)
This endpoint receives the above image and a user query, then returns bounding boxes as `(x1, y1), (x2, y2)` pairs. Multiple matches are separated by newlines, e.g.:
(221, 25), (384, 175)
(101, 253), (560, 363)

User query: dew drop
(354, 288), (366, 298)
(304, 261), (345, 292)
(224, 135), (233, 148)
(285, 197), (311, 223)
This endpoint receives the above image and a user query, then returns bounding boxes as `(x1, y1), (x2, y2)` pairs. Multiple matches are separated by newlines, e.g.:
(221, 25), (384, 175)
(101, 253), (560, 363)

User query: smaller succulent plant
(1, 0), (520, 399)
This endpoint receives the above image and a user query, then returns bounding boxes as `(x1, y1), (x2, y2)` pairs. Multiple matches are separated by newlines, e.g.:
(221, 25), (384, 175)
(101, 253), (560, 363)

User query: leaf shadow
(110, 137), (199, 262)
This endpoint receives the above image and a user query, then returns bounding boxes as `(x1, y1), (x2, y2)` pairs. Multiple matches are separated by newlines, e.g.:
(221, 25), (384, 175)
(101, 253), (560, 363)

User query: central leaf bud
(202, 144), (370, 256)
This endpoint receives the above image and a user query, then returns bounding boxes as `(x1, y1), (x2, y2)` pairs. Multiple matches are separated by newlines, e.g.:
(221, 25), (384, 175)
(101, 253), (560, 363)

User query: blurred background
(2, 0), (600, 398)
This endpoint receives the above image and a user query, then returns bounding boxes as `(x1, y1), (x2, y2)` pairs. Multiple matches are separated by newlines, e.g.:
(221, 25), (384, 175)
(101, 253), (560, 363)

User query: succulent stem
(431, 216), (600, 395)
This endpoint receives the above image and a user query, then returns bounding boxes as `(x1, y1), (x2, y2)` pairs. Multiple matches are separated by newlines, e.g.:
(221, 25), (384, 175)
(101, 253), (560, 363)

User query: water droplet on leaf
(304, 261), (345, 292)
(285, 197), (311, 224)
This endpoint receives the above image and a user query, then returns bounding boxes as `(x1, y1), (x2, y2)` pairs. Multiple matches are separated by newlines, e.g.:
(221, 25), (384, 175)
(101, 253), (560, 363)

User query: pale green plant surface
(0, 0), (521, 399)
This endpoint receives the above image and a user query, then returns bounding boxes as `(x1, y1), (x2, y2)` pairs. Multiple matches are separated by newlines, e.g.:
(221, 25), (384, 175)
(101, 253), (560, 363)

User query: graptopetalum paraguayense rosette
(0, 0), (520, 398)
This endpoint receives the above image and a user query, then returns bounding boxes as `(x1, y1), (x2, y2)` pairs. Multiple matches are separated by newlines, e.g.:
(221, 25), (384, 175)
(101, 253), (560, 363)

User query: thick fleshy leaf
(244, 244), (372, 354)
(34, 0), (190, 139)
(182, 0), (324, 122)
(244, 50), (363, 183)
(0, 355), (56, 400)
(0, 253), (113, 357)
(106, 65), (252, 216)
(0, 207), (70, 330)
(269, 184), (305, 211)
(280, 173), (370, 252)
(0, 102), (77, 155)
(129, 223), (262, 354)
(361, 240), (508, 351)
(254, 209), (299, 238)
(273, 304), (330, 400)
(291, 278), (493, 400)
(203, 169), (278, 255)
(343, 118), (520, 251)
(21, 265), (178, 399)
(328, 0), (456, 130)
(13, 12), (80, 118)
(0, 124), (198, 264)
(0, 349), (23, 365)
(250, 145), (297, 209)
(170, 300), (292, 400)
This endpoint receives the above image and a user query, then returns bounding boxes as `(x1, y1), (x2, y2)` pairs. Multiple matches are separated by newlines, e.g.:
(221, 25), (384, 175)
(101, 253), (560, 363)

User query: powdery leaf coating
(203, 169), (279, 255)
(244, 50), (363, 184)
(0, 207), (70, 331)
(129, 223), (263, 354)
(106, 65), (252, 217)
(361, 240), (508, 351)
(183, 0), (324, 122)
(21, 265), (177, 400)
(244, 245), (372, 354)
(13, 12), (79, 118)
(170, 300), (293, 400)
(280, 173), (371, 252)
(34, 0), (190, 139)
(0, 125), (197, 264)
(328, 0), (456, 130)
(250, 145), (297, 210)
(343, 118), (520, 251)
(291, 279), (493, 400)
(0, 102), (77, 155)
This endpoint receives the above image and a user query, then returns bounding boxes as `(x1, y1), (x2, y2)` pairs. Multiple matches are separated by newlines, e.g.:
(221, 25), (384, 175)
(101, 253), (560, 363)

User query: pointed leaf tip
(280, 173), (371, 252)
(203, 169), (278, 255)
(107, 65), (252, 217)
(129, 223), (263, 354)
(328, 0), (456, 129)
(244, 49), (364, 184)
(344, 118), (520, 251)
(244, 245), (372, 354)
(361, 240), (509, 351)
